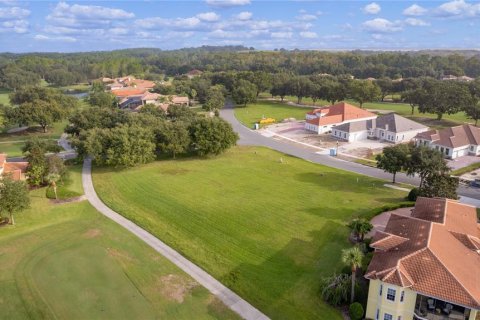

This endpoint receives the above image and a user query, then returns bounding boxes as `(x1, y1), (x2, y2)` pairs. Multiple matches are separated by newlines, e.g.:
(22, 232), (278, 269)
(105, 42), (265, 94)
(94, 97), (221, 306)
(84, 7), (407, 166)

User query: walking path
(81, 158), (269, 320)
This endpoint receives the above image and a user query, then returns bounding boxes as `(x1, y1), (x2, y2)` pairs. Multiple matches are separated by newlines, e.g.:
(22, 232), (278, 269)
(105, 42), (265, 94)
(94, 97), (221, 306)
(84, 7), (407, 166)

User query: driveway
(220, 103), (480, 201)
(447, 155), (480, 171)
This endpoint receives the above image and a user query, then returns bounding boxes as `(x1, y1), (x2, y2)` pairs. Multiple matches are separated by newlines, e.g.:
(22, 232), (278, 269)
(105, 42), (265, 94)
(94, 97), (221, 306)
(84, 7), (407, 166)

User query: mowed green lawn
(0, 88), (11, 106)
(93, 146), (408, 319)
(235, 101), (313, 127)
(0, 167), (239, 320)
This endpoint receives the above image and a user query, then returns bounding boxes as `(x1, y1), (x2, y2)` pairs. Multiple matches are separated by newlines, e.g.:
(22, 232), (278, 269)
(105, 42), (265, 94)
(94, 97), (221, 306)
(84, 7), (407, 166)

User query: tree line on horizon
(1, 47), (480, 89)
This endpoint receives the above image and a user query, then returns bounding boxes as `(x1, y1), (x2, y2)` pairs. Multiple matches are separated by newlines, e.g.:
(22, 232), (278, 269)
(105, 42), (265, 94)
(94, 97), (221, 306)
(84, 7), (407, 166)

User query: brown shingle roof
(415, 124), (480, 148)
(366, 197), (480, 309)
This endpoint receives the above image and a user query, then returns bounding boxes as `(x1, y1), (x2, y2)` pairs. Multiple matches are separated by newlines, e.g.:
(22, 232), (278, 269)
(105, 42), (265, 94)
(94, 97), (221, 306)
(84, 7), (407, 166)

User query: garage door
(457, 149), (467, 157)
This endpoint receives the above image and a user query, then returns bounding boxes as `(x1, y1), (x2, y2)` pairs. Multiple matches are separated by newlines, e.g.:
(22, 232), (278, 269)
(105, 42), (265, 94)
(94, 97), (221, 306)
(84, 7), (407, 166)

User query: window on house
(376, 309), (379, 320)
(384, 313), (393, 320)
(445, 148), (449, 155)
(379, 284), (383, 296)
(381, 131), (384, 137)
(400, 291), (404, 302)
(440, 147), (444, 153)
(396, 136), (399, 141)
(387, 288), (396, 301)
(436, 146), (439, 150)
(424, 141), (427, 146)
(470, 146), (474, 151)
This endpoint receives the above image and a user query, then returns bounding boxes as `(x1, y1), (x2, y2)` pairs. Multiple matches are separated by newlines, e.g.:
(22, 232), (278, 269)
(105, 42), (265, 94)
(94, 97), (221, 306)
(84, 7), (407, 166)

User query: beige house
(365, 197), (480, 320)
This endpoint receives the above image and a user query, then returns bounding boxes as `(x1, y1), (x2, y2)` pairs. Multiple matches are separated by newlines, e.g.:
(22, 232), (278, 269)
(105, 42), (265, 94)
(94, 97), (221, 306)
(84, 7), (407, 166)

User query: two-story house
(365, 197), (480, 320)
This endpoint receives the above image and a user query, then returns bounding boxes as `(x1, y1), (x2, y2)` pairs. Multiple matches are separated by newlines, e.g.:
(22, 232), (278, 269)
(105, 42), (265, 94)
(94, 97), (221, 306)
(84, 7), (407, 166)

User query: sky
(0, 0), (479, 52)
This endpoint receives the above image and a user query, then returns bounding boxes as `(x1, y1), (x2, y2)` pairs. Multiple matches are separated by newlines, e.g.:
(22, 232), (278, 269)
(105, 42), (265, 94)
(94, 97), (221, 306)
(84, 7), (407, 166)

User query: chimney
(385, 124), (389, 132)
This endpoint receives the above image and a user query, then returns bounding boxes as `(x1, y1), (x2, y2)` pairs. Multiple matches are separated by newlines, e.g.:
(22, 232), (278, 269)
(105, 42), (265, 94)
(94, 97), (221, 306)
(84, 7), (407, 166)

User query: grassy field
(0, 88), (11, 106)
(0, 167), (238, 320)
(235, 101), (313, 128)
(93, 146), (409, 319)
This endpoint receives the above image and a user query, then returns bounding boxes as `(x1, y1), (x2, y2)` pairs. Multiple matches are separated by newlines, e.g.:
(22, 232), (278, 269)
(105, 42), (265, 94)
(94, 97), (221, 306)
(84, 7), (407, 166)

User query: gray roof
(375, 113), (427, 133)
(334, 113), (426, 134)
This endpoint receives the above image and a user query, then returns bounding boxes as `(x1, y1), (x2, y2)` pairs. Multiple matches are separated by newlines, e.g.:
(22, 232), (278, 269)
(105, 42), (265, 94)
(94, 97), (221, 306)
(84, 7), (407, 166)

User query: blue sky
(0, 0), (479, 52)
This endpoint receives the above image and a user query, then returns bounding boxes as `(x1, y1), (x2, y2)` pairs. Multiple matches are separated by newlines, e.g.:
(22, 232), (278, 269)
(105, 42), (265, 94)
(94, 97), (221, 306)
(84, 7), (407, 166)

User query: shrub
(349, 302), (364, 320)
(407, 187), (419, 201)
(320, 273), (351, 306)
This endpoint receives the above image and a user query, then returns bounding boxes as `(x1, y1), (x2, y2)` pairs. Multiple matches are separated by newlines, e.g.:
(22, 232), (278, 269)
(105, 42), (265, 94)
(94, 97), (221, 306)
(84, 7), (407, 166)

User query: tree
(0, 176), (30, 225)
(287, 76), (312, 104)
(270, 73), (290, 101)
(47, 154), (66, 177)
(418, 81), (474, 120)
(139, 103), (166, 119)
(189, 117), (238, 156)
(376, 78), (393, 102)
(167, 105), (197, 123)
(376, 144), (410, 183)
(348, 219), (373, 242)
(401, 88), (427, 115)
(8, 87), (77, 132)
(341, 246), (363, 303)
(22, 136), (61, 154)
(251, 71), (272, 97)
(84, 125), (156, 167)
(348, 80), (381, 108)
(406, 146), (450, 188)
(203, 85), (225, 111)
(324, 80), (347, 105)
(420, 174), (458, 199)
(45, 173), (61, 199)
(465, 101), (480, 126)
(320, 273), (352, 306)
(232, 79), (257, 107)
(155, 121), (191, 158)
(88, 91), (116, 108)
(25, 146), (48, 186)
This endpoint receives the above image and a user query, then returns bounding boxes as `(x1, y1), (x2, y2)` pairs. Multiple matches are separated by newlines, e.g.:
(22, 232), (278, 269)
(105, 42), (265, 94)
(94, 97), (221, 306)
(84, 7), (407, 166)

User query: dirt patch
(50, 195), (86, 205)
(107, 248), (135, 262)
(161, 168), (190, 175)
(157, 274), (198, 303)
(83, 228), (102, 239)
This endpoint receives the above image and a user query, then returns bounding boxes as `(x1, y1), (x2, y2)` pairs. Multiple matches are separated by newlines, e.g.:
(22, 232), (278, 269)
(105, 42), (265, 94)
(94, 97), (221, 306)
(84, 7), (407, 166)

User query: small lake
(66, 92), (88, 99)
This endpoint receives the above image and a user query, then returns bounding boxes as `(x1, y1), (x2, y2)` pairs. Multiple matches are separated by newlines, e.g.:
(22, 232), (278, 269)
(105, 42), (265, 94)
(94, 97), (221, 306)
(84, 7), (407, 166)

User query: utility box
(329, 148), (337, 156)
(253, 123), (259, 130)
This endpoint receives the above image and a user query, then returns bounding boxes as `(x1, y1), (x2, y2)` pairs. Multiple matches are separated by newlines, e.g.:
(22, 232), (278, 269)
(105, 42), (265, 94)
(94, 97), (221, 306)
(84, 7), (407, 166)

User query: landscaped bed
(0, 166), (238, 320)
(93, 146), (409, 319)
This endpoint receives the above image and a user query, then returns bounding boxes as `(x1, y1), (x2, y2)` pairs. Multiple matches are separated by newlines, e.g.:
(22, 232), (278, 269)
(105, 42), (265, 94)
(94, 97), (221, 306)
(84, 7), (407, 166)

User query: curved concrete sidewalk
(82, 158), (269, 320)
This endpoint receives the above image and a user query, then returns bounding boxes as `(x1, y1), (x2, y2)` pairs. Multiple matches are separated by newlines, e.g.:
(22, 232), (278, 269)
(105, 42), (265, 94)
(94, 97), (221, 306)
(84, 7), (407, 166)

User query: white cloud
(362, 18), (402, 33)
(403, 4), (427, 16)
(299, 31), (317, 38)
(0, 18), (27, 33)
(0, 0), (18, 5)
(296, 14), (317, 21)
(434, 0), (480, 18)
(404, 18), (430, 26)
(47, 2), (134, 24)
(196, 12), (220, 22)
(235, 11), (252, 20)
(135, 17), (202, 30)
(0, 6), (30, 19)
(205, 0), (251, 7)
(271, 32), (292, 39)
(34, 34), (76, 42)
(363, 2), (381, 14)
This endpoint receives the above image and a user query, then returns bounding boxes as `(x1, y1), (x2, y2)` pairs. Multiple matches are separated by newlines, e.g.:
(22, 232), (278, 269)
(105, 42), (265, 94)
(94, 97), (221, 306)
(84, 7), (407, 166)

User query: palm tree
(46, 173), (60, 200)
(348, 219), (373, 242)
(342, 246), (364, 303)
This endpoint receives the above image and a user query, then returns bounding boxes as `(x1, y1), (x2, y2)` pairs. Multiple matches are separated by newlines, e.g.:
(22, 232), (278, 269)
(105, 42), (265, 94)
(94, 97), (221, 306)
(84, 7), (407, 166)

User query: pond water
(67, 92), (88, 99)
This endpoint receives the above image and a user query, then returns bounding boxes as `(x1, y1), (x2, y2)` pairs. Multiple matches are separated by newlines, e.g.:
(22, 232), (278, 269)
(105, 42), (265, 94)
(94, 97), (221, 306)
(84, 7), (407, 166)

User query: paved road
(81, 158), (269, 320)
(220, 103), (480, 200)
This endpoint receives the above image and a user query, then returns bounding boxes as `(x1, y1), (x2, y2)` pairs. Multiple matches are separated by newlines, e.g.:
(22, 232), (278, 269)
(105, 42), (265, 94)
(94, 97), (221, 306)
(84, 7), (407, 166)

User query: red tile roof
(306, 102), (376, 126)
(112, 88), (146, 98)
(366, 197), (480, 309)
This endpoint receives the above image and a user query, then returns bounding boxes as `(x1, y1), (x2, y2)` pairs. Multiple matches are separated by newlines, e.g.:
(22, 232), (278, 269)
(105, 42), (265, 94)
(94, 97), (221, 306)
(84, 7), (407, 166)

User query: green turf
(0, 141), (25, 157)
(0, 119), (67, 141)
(93, 146), (409, 319)
(0, 88), (11, 106)
(234, 101), (313, 128)
(0, 167), (239, 320)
